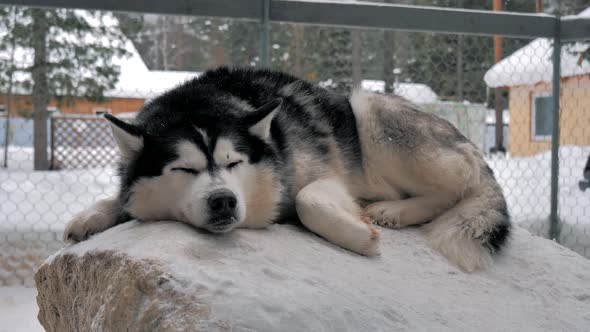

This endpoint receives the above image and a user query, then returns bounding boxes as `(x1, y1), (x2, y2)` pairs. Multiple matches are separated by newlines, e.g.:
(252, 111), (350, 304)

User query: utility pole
(382, 0), (397, 94)
(456, 0), (464, 101)
(491, 0), (505, 154)
(536, 0), (544, 13)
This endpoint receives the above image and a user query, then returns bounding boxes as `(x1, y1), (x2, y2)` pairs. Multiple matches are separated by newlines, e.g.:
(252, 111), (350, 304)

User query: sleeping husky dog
(64, 67), (510, 271)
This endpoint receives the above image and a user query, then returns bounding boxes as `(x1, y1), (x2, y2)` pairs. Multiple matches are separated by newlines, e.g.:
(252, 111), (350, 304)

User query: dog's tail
(423, 165), (511, 272)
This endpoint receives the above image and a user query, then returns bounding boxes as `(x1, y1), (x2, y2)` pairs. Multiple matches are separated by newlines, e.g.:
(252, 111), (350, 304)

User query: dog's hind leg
(63, 196), (127, 242)
(365, 195), (455, 229)
(296, 178), (380, 256)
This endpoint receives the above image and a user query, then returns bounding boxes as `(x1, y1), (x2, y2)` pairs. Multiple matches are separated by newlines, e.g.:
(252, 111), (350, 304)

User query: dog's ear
(246, 98), (282, 140)
(104, 114), (143, 159)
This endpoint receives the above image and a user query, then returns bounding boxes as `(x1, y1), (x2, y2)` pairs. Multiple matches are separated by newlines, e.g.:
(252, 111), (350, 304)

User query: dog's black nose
(208, 190), (237, 214)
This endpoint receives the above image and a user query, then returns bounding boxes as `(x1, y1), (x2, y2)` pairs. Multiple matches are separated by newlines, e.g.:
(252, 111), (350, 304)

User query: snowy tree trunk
(456, 35), (464, 101)
(32, 9), (50, 171)
(161, 17), (170, 70)
(176, 20), (184, 69)
(2, 8), (17, 168)
(455, 0), (464, 101)
(383, 29), (395, 94)
(2, 80), (11, 168)
(293, 25), (304, 78)
(213, 22), (225, 66)
(319, 29), (351, 94)
(152, 17), (162, 69)
(382, 0), (398, 94)
(351, 30), (362, 88)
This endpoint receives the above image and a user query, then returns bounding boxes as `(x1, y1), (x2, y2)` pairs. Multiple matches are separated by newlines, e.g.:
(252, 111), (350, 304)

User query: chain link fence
(1, 2), (590, 285)
(50, 115), (119, 170)
(556, 46), (590, 257)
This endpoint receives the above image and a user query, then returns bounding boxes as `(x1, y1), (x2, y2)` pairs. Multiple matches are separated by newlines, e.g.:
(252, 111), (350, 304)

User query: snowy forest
(115, 0), (588, 103)
(0, 0), (586, 110)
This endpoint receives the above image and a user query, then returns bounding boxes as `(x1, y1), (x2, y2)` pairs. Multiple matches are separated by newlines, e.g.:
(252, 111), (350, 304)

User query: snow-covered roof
(361, 80), (438, 104)
(109, 59), (198, 99)
(1, 10), (199, 99)
(88, 17), (199, 99)
(484, 7), (590, 88)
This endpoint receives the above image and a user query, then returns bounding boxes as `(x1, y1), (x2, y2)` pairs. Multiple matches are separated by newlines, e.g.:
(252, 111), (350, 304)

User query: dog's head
(105, 94), (283, 234)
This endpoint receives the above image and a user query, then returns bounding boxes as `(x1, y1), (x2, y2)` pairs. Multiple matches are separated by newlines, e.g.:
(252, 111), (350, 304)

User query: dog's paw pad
(374, 218), (402, 229)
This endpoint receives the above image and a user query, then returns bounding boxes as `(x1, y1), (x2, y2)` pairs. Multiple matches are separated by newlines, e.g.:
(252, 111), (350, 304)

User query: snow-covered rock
(35, 221), (590, 331)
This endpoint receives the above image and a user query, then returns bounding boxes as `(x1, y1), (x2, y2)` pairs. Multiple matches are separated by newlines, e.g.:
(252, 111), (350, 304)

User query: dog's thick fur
(64, 67), (510, 271)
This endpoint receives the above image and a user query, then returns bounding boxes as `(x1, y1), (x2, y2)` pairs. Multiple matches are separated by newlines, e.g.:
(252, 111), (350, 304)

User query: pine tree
(317, 28), (352, 94)
(0, 7), (22, 168)
(0, 7), (130, 170)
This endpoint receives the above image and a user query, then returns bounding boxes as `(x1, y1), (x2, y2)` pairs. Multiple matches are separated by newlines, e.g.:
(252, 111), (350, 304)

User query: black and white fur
(64, 67), (510, 271)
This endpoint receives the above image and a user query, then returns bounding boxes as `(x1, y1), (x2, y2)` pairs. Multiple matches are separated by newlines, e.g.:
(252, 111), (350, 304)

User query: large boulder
(36, 221), (590, 331)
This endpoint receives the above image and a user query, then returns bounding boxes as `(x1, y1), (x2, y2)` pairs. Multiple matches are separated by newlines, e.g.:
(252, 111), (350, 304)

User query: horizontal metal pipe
(560, 16), (590, 41)
(0, 0), (566, 38)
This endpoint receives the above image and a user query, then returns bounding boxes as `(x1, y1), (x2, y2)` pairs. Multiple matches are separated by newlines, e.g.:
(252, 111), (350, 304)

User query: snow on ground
(1, 147), (118, 232)
(1, 146), (36, 171)
(0, 166), (117, 232)
(0, 287), (42, 332)
(487, 145), (590, 257)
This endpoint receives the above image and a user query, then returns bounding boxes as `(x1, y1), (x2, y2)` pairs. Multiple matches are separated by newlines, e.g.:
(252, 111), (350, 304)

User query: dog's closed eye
(171, 167), (200, 175)
(227, 160), (243, 170)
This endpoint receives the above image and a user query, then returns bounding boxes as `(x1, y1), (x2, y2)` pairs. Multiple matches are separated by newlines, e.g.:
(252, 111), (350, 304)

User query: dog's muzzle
(205, 189), (239, 233)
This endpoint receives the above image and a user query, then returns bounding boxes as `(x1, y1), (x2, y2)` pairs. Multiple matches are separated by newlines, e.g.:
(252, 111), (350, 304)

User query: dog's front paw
(365, 202), (403, 229)
(63, 208), (116, 243)
(362, 230), (381, 256)
(358, 216), (381, 256)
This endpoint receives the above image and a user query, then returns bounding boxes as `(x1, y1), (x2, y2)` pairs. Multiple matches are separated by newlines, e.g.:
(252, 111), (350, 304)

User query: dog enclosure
(1, 0), (589, 285)
(50, 115), (119, 170)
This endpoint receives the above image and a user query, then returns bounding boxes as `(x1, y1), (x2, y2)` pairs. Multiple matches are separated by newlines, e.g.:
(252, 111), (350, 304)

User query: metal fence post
(549, 17), (561, 241)
(50, 115), (54, 170)
(259, 0), (270, 67)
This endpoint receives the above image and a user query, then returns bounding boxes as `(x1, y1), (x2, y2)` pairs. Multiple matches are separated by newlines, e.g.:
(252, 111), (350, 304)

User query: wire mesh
(1, 4), (589, 285)
(50, 115), (119, 170)
(556, 40), (590, 257)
